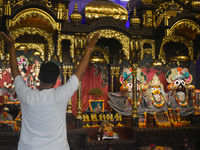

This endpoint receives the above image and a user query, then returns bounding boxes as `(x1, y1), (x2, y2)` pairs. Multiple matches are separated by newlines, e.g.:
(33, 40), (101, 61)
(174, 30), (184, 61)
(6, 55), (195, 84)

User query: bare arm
(0, 32), (20, 79)
(74, 32), (100, 81)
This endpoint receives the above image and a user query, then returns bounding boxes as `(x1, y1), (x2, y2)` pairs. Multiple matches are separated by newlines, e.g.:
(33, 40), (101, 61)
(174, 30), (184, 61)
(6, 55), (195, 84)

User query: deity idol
(108, 68), (147, 117)
(28, 60), (41, 89)
(17, 55), (29, 83)
(145, 74), (168, 114)
(166, 67), (195, 116)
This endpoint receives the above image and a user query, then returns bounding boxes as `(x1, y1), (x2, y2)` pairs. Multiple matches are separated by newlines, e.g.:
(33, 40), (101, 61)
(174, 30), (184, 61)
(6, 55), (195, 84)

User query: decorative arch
(159, 35), (193, 64)
(9, 8), (58, 30)
(159, 19), (200, 64)
(10, 27), (53, 61)
(89, 29), (130, 60)
(168, 19), (200, 36)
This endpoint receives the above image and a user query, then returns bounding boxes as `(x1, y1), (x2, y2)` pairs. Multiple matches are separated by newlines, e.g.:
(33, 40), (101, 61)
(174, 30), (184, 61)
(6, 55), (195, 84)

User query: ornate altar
(0, 0), (200, 150)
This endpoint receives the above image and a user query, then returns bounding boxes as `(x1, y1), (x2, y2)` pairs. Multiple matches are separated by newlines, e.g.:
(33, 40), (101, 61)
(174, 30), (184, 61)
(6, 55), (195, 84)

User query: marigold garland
(193, 89), (200, 115)
(139, 112), (147, 128)
(168, 108), (181, 127)
(153, 111), (171, 127)
(151, 93), (165, 107)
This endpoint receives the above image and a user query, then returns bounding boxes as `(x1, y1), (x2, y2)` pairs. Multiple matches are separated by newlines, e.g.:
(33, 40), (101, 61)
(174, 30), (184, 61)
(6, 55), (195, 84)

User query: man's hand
(0, 32), (20, 79)
(86, 32), (100, 53)
(0, 32), (15, 46)
(74, 32), (100, 81)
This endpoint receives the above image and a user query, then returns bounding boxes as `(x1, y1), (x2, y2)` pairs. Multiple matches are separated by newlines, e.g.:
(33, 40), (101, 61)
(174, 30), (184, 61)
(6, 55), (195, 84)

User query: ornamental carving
(15, 43), (45, 61)
(159, 35), (193, 64)
(10, 27), (53, 61)
(140, 39), (155, 60)
(57, 34), (75, 63)
(10, 8), (57, 30)
(0, 37), (4, 60)
(89, 29), (130, 60)
(167, 19), (200, 36)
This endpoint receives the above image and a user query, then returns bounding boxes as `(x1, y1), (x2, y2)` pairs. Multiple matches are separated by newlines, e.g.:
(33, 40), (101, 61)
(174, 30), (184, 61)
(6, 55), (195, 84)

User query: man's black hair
(39, 61), (60, 84)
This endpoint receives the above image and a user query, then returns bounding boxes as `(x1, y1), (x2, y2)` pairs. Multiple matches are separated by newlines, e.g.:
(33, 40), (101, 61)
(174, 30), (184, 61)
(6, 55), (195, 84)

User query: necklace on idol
(175, 86), (189, 107)
(151, 92), (165, 107)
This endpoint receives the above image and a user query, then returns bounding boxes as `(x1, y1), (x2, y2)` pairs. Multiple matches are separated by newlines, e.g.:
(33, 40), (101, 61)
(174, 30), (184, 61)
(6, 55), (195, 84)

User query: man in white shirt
(0, 31), (100, 150)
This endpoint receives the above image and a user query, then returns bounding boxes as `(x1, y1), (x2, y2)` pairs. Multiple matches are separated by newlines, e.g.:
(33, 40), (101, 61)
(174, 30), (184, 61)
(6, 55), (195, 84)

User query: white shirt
(14, 75), (79, 150)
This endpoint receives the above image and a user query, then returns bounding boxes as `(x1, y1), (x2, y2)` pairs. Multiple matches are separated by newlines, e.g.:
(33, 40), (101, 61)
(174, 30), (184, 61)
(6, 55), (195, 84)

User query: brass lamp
(90, 55), (106, 63)
(169, 54), (190, 66)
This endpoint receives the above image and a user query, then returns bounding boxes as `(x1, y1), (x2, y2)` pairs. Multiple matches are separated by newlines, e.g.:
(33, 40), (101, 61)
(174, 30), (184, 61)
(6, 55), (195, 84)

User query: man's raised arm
(74, 32), (100, 81)
(0, 32), (20, 79)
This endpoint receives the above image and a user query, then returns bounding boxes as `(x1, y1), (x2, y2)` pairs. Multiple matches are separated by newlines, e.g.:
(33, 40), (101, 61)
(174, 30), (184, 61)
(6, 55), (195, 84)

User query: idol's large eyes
(181, 80), (185, 86)
(151, 88), (156, 91)
(174, 80), (180, 86)
(128, 83), (132, 87)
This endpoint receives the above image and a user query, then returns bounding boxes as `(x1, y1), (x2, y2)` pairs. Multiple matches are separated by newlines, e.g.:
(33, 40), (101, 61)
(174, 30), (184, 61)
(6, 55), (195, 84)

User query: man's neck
(38, 82), (55, 90)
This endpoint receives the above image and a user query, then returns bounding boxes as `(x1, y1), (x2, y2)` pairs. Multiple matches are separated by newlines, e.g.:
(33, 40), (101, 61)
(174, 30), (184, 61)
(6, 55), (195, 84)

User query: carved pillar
(76, 82), (82, 129)
(66, 66), (73, 113)
(130, 36), (141, 127)
(62, 66), (68, 83)
(114, 67), (120, 92)
(131, 63), (139, 127)
(110, 67), (115, 92)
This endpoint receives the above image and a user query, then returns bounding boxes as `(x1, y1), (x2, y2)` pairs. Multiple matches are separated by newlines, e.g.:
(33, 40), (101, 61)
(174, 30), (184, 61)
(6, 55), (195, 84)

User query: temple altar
(0, 0), (200, 149)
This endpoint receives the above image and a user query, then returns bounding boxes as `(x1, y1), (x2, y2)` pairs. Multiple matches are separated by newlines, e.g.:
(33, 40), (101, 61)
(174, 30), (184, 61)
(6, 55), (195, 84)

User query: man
(0, 32), (100, 150)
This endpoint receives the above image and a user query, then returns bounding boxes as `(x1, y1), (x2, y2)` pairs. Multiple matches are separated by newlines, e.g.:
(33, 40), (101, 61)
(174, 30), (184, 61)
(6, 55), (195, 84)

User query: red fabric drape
(72, 65), (109, 116)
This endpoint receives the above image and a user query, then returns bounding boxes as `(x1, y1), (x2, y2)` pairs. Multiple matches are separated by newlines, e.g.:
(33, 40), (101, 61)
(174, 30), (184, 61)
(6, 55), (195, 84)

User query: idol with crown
(108, 67), (148, 117)
(145, 74), (168, 114)
(166, 67), (195, 116)
(27, 60), (41, 89)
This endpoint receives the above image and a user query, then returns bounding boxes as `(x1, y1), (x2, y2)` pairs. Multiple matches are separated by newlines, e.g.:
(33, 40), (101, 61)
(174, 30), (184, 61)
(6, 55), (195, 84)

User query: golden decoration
(131, 63), (139, 118)
(155, 1), (183, 27)
(57, 34), (75, 63)
(15, 43), (45, 61)
(145, 10), (153, 27)
(167, 19), (200, 37)
(110, 67), (115, 93)
(85, 0), (128, 24)
(140, 39), (155, 60)
(159, 35), (193, 64)
(70, 2), (82, 22)
(57, 3), (66, 20)
(9, 8), (58, 30)
(191, 1), (200, 8)
(76, 82), (82, 119)
(150, 60), (163, 67)
(63, 65), (73, 114)
(129, 8), (140, 26)
(88, 30), (130, 60)
(142, 0), (152, 4)
(90, 46), (109, 64)
(10, 27), (53, 61)
(169, 54), (190, 66)
(0, 37), (4, 60)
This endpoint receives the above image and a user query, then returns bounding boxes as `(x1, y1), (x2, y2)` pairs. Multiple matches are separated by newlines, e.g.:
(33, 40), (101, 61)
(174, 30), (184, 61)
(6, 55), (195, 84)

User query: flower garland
(15, 110), (22, 121)
(168, 108), (181, 127)
(153, 111), (171, 127)
(193, 89), (200, 115)
(139, 112), (147, 128)
(174, 85), (189, 107)
(151, 93), (165, 107)
(126, 85), (142, 106)
(89, 100), (104, 112)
